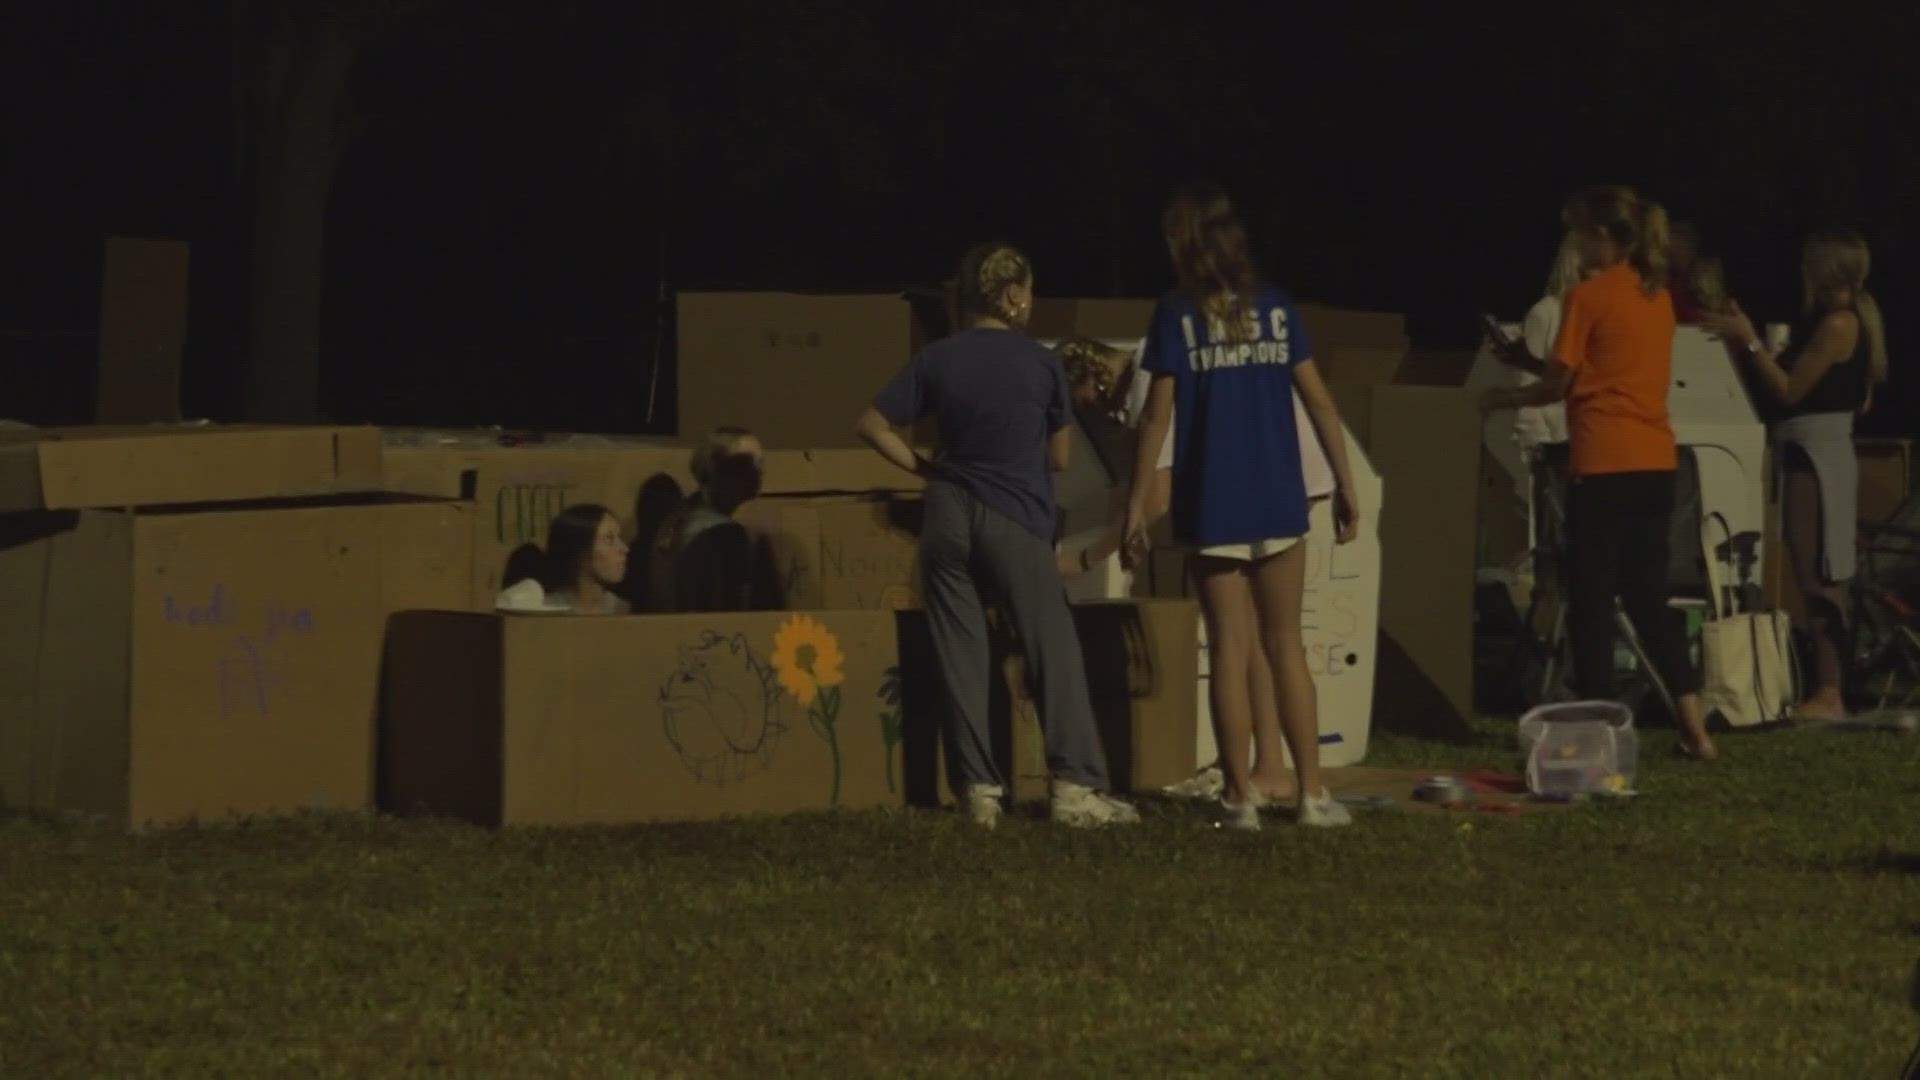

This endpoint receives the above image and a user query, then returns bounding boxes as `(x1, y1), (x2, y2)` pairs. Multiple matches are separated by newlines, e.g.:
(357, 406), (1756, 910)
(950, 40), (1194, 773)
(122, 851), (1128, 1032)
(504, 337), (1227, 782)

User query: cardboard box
(676, 292), (913, 449)
(380, 609), (903, 826)
(0, 499), (471, 825)
(898, 600), (1201, 806)
(1369, 386), (1479, 741)
(0, 424), (383, 512)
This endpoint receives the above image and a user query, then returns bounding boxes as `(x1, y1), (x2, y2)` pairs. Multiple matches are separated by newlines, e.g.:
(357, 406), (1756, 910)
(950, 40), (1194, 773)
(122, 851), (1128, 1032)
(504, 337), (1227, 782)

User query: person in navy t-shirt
(1122, 183), (1361, 831)
(856, 242), (1140, 830)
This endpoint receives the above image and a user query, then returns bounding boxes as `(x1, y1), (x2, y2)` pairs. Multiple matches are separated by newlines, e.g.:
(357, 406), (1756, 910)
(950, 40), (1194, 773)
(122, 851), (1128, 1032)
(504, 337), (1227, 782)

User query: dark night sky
(2, 3), (1913, 434)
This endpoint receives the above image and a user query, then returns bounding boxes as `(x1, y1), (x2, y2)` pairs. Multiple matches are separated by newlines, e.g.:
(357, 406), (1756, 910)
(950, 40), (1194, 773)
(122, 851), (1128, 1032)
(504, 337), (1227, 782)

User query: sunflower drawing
(772, 615), (849, 805)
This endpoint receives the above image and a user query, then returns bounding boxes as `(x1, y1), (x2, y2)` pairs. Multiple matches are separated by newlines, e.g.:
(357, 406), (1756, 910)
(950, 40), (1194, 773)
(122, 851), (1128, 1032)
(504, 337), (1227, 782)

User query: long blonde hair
(1802, 228), (1889, 385)
(1562, 184), (1670, 297)
(1163, 181), (1259, 344)
(1544, 233), (1586, 300)
(953, 242), (1032, 328)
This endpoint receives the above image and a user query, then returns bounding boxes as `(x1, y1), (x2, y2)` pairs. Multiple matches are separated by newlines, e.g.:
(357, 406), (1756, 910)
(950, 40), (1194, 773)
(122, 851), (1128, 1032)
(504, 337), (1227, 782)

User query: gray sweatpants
(920, 479), (1111, 791)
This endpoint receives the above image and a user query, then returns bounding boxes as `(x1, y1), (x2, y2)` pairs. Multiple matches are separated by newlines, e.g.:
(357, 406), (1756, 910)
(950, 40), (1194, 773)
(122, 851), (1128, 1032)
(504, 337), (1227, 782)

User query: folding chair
(1851, 492), (1920, 711)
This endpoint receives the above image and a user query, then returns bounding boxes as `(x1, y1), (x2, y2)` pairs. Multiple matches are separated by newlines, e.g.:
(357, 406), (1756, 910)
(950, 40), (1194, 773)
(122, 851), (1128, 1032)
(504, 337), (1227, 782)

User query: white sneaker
(1296, 788), (1353, 828)
(1049, 781), (1141, 827)
(965, 784), (1005, 829)
(1218, 793), (1262, 832)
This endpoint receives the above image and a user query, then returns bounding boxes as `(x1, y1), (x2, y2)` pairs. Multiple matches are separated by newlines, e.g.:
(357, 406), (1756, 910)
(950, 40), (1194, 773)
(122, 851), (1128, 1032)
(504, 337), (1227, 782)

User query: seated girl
(495, 503), (632, 614)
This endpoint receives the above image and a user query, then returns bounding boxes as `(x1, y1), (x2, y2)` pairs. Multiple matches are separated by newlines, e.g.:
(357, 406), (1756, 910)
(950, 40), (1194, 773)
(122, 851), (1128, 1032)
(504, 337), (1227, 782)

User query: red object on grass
(1460, 770), (1528, 794)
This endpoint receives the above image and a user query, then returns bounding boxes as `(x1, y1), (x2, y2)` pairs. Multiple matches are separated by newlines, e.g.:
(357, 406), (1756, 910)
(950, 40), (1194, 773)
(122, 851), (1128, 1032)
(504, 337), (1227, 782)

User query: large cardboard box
(381, 609), (902, 826)
(676, 292), (913, 449)
(0, 499), (471, 825)
(0, 424), (383, 512)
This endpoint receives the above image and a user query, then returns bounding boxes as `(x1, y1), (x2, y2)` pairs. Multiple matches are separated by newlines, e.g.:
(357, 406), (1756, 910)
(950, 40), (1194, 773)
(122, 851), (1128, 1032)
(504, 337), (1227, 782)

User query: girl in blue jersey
(1122, 183), (1360, 830)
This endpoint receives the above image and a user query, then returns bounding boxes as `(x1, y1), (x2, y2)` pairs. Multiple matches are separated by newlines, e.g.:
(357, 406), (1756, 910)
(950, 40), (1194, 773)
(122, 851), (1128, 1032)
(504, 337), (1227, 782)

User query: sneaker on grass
(1049, 781), (1141, 827)
(1296, 788), (1353, 828)
(965, 784), (1004, 829)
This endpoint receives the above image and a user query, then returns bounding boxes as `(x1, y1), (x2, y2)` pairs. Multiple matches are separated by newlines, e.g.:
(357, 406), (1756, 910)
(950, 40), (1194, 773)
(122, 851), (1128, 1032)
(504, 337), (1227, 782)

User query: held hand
(1333, 488), (1360, 545)
(1056, 551), (1085, 580)
(1711, 301), (1759, 351)
(1119, 503), (1150, 571)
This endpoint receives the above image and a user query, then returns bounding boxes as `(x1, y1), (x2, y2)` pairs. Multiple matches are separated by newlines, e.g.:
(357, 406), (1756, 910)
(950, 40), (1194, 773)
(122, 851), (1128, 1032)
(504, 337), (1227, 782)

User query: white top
(1514, 295), (1570, 446)
(494, 578), (631, 614)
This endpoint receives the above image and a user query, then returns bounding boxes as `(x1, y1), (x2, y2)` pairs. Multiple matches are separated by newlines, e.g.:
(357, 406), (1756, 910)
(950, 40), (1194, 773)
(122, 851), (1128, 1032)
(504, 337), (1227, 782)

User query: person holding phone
(1481, 185), (1717, 759)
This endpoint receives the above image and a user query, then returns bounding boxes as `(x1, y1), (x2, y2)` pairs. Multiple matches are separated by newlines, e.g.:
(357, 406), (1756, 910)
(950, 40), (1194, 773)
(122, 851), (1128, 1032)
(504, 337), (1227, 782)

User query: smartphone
(1480, 312), (1519, 348)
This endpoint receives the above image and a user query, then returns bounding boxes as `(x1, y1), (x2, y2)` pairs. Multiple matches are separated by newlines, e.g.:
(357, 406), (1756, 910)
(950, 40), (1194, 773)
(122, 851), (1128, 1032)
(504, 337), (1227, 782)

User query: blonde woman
(1710, 228), (1889, 720)
(1482, 185), (1718, 759)
(1121, 183), (1360, 829)
(1057, 335), (1333, 805)
(856, 243), (1139, 829)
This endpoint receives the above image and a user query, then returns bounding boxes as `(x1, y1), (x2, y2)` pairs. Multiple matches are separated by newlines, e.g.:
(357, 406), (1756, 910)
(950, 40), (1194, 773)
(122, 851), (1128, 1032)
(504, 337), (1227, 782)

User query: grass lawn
(1, 719), (1917, 1078)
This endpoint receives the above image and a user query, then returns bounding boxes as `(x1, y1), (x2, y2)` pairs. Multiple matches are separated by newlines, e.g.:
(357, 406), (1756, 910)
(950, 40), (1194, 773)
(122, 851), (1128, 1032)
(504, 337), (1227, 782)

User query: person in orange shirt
(1482, 185), (1718, 759)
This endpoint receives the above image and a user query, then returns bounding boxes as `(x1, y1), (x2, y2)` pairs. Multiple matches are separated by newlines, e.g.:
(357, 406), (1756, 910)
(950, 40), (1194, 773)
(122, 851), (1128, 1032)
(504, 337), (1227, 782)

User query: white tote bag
(1697, 514), (1797, 727)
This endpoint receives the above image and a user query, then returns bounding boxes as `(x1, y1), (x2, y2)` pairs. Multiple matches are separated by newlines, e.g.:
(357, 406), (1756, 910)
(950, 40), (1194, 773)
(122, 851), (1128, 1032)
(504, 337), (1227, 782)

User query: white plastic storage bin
(1516, 700), (1638, 797)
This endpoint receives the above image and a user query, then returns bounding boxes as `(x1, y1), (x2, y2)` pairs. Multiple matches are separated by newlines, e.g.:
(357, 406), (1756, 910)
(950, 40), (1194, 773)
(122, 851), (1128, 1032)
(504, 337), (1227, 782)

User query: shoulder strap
(1699, 510), (1733, 620)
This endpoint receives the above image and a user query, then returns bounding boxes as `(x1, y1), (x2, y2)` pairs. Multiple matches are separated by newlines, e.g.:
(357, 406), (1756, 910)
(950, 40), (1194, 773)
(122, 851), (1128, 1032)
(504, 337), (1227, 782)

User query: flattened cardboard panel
(127, 506), (386, 822)
(809, 498), (921, 611)
(14, 427), (384, 512)
(380, 612), (504, 825)
(1026, 299), (1158, 342)
(0, 510), (133, 814)
(379, 501), (475, 616)
(481, 611), (901, 825)
(1369, 387), (1477, 741)
(1296, 304), (1409, 354)
(96, 238), (190, 423)
(676, 293), (912, 449)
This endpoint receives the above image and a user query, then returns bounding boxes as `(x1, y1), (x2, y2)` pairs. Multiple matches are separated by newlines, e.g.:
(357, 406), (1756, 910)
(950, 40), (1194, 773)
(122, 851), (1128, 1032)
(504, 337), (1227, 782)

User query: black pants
(1566, 470), (1701, 700)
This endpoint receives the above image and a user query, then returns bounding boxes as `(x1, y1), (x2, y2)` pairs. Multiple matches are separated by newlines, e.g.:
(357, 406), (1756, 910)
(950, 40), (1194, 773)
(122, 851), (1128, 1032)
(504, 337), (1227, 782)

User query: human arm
(1120, 375), (1175, 567)
(1292, 358), (1361, 544)
(1479, 362), (1571, 412)
(855, 408), (934, 478)
(1048, 426), (1071, 472)
(1710, 302), (1858, 406)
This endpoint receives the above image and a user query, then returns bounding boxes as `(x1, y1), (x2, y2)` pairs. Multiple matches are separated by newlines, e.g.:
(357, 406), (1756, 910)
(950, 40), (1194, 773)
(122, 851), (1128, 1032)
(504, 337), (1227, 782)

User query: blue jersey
(1140, 287), (1312, 547)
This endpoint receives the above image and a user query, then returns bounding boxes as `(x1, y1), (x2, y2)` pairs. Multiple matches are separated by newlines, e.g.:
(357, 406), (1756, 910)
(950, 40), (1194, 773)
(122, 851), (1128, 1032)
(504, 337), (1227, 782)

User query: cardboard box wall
(896, 600), (1201, 807)
(382, 442), (925, 613)
(0, 428), (472, 824)
(381, 609), (902, 826)
(676, 292), (913, 449)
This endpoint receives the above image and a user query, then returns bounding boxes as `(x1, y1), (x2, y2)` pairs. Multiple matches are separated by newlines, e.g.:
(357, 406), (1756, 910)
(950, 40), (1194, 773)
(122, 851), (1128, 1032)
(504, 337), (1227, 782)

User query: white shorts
(1193, 536), (1301, 562)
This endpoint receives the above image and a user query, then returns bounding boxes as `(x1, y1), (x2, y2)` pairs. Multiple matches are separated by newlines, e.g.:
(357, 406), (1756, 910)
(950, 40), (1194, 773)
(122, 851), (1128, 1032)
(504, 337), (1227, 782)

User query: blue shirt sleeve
(1140, 299), (1177, 375)
(872, 353), (928, 425)
(1044, 352), (1070, 433)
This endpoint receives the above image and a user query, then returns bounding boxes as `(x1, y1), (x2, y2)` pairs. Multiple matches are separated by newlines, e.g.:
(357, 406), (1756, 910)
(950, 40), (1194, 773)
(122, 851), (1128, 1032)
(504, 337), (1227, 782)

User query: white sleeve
(1521, 297), (1561, 362)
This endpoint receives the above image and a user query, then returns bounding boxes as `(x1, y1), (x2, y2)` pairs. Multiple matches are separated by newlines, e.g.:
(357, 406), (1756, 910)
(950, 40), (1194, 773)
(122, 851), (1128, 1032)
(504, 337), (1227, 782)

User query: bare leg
(1784, 464), (1848, 719)
(1195, 557), (1260, 806)
(1248, 542), (1324, 799)
(1246, 652), (1297, 801)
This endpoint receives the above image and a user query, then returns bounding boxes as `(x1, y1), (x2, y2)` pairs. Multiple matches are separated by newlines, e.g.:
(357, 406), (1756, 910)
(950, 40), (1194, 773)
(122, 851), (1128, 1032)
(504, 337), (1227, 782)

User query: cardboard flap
(1027, 298), (1159, 342)
(0, 426), (386, 512)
